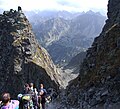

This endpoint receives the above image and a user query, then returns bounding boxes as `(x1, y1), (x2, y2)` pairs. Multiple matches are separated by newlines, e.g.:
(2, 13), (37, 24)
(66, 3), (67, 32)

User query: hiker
(29, 83), (34, 92)
(23, 83), (30, 94)
(1, 92), (19, 109)
(38, 84), (47, 109)
(18, 93), (33, 109)
(19, 83), (35, 109)
(29, 83), (38, 109)
(18, 83), (30, 109)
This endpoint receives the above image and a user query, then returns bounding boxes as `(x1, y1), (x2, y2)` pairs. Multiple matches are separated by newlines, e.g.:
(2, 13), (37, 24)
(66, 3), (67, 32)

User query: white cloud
(0, 0), (108, 14)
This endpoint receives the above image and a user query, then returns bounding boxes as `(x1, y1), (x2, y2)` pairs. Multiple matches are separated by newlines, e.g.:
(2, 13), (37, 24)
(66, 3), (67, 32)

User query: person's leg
(41, 103), (45, 109)
(33, 99), (38, 109)
(38, 99), (40, 109)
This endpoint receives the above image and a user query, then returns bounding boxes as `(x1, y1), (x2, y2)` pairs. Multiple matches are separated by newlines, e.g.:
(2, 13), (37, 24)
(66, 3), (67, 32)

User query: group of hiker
(0, 83), (50, 109)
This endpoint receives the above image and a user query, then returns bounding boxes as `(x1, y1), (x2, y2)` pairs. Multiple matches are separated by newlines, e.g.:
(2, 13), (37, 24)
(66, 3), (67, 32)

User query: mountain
(0, 9), (3, 14)
(65, 0), (120, 108)
(71, 10), (106, 38)
(29, 10), (106, 66)
(0, 8), (62, 97)
(64, 51), (86, 74)
(25, 10), (82, 22)
(32, 17), (70, 47)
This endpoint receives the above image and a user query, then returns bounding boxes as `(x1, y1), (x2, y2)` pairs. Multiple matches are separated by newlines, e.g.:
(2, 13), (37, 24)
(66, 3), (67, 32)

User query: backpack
(21, 94), (33, 108)
(22, 94), (32, 102)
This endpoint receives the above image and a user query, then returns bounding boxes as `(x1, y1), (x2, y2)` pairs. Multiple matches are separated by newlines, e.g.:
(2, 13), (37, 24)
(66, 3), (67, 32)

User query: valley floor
(58, 67), (78, 88)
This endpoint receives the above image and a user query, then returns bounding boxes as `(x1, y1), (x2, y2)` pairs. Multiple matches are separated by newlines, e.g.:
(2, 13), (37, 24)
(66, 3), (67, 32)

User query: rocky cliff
(0, 7), (62, 97)
(66, 0), (120, 108)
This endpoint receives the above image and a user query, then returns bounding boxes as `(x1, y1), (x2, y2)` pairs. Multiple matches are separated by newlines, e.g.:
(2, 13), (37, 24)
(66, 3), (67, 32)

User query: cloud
(56, 0), (108, 11)
(0, 0), (108, 14)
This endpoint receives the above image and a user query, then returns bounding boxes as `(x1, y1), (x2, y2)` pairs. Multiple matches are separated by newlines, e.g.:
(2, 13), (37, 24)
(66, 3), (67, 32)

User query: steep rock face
(66, 0), (120, 108)
(0, 8), (62, 97)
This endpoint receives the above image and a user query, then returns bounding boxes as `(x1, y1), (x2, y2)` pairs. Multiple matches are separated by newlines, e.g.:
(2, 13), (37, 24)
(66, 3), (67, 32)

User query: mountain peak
(85, 10), (103, 16)
(86, 10), (95, 14)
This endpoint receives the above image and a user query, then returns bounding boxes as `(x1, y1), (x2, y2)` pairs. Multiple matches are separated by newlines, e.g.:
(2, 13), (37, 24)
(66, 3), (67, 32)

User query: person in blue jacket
(38, 84), (47, 109)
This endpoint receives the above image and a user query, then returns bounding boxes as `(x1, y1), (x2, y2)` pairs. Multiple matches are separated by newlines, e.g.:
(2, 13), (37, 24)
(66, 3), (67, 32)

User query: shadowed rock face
(65, 0), (120, 108)
(0, 8), (62, 97)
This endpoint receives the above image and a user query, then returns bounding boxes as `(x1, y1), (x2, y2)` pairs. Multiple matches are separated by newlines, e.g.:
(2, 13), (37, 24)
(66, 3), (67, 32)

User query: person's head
(40, 84), (44, 88)
(1, 93), (10, 104)
(24, 83), (30, 92)
(24, 83), (29, 88)
(29, 83), (34, 88)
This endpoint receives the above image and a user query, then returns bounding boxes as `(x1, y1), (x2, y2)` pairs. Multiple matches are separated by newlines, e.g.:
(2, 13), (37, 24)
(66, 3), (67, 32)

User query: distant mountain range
(25, 10), (83, 22)
(0, 9), (3, 13)
(25, 10), (106, 66)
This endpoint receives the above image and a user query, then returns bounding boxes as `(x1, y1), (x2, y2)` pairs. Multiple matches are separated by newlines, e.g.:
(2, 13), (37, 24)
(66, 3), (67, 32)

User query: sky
(0, 0), (108, 15)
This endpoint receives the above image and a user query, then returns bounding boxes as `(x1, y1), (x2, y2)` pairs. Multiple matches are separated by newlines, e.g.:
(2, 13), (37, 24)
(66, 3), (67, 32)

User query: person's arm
(0, 101), (3, 107)
(40, 90), (44, 95)
(44, 89), (47, 94)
